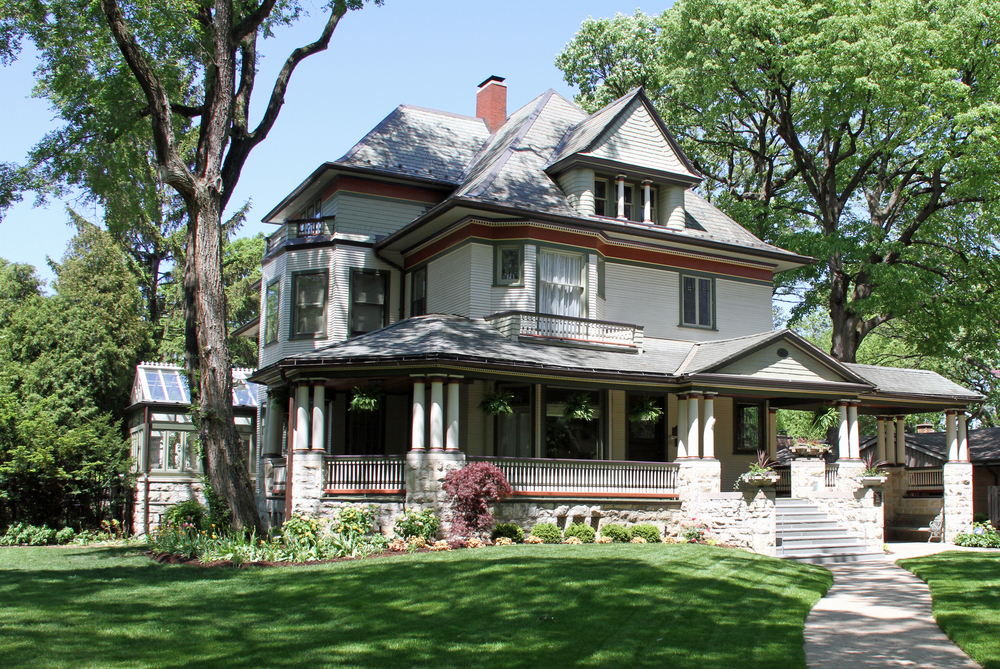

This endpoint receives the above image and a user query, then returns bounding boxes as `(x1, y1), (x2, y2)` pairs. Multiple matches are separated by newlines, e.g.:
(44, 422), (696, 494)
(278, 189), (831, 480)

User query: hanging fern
(349, 386), (381, 412)
(479, 391), (514, 416)
(629, 397), (663, 423)
(563, 393), (595, 421)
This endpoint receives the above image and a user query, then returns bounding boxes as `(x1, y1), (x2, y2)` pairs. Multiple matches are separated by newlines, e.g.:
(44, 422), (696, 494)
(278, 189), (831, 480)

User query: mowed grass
(0, 543), (831, 669)
(900, 551), (1000, 669)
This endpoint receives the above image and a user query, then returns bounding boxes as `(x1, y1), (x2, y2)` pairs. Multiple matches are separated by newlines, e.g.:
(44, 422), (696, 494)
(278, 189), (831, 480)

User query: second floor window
(495, 244), (523, 286)
(291, 271), (327, 339)
(264, 280), (280, 345)
(411, 266), (427, 317)
(681, 275), (713, 328)
(538, 249), (584, 318)
(350, 269), (388, 337)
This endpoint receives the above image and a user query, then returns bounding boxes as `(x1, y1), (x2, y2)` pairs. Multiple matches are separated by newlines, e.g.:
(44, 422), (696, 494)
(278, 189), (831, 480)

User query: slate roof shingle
(844, 363), (982, 400)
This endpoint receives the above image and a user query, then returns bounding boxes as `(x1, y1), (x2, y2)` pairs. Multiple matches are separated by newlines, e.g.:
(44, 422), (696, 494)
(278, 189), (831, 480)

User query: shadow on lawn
(0, 546), (830, 669)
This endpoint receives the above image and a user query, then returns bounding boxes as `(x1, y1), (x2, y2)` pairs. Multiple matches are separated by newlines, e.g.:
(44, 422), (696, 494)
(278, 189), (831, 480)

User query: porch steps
(775, 499), (885, 565)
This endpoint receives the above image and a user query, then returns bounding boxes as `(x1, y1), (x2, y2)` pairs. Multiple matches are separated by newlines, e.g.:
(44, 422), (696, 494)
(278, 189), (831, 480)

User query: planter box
(860, 475), (888, 487)
(743, 474), (780, 487)
(789, 443), (831, 458)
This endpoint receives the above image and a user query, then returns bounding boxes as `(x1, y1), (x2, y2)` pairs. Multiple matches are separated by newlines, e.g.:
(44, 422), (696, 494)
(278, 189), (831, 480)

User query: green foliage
(490, 522), (524, 543)
(55, 526), (75, 544)
(334, 506), (376, 540)
(529, 523), (563, 544)
(479, 391), (514, 416)
(394, 508), (440, 542)
(600, 524), (632, 543)
(953, 523), (1000, 548)
(564, 522), (596, 543)
(562, 394), (595, 421)
(349, 387), (381, 413)
(681, 521), (709, 543)
(163, 500), (208, 531)
(631, 524), (661, 544)
(629, 397), (664, 423)
(0, 522), (56, 546)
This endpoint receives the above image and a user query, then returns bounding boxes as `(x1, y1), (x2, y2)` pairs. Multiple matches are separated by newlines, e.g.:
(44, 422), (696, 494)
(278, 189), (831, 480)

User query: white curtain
(538, 250), (583, 317)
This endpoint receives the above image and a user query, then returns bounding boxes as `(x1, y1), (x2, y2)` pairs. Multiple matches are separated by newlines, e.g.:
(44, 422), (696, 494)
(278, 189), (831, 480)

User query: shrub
(524, 534), (544, 544)
(442, 462), (513, 539)
(596, 536), (613, 544)
(163, 500), (208, 530)
(631, 524), (661, 544)
(680, 519), (709, 543)
(334, 505), (376, 539)
(601, 524), (632, 543)
(55, 527), (76, 544)
(529, 523), (563, 544)
(394, 509), (440, 542)
(1, 522), (58, 546)
(630, 536), (648, 544)
(494, 537), (514, 546)
(954, 523), (1000, 548)
(490, 522), (524, 543)
(564, 535), (583, 544)
(564, 522), (596, 543)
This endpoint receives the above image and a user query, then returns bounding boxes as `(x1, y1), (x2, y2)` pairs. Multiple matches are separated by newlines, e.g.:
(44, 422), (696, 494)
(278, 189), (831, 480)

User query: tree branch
(231, 0), (278, 45)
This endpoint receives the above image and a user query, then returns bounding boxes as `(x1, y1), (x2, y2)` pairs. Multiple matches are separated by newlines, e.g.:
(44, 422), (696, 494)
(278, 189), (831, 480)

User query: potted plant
(479, 390), (514, 416)
(859, 453), (889, 486)
(349, 386), (381, 412)
(789, 438), (831, 459)
(629, 397), (663, 423)
(562, 393), (595, 421)
(788, 407), (837, 458)
(735, 451), (780, 488)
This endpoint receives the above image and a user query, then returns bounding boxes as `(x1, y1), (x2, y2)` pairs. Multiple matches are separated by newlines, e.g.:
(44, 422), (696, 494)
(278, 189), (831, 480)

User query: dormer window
(594, 176), (656, 223)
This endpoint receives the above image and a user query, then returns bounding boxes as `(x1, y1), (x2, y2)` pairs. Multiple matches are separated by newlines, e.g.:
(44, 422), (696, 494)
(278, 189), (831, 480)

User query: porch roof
(866, 427), (1000, 464)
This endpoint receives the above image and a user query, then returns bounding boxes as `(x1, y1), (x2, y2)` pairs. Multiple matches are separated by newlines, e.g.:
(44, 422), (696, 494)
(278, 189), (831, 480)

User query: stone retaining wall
(133, 475), (206, 536)
(492, 500), (684, 538)
(944, 462), (974, 541)
(808, 489), (884, 552)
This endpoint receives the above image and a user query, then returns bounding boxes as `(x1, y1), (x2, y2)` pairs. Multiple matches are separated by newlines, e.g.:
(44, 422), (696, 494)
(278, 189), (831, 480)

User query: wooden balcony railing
(325, 455), (406, 494)
(485, 311), (643, 350)
(907, 467), (943, 494)
(468, 456), (678, 498)
(825, 463), (838, 489)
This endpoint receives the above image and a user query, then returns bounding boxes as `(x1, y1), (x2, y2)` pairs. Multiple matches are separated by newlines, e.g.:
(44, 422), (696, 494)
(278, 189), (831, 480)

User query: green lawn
(0, 543), (831, 669)
(900, 551), (1000, 669)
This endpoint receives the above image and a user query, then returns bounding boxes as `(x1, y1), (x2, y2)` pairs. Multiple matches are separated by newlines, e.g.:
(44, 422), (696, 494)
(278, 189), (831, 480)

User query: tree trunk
(185, 187), (263, 535)
(828, 264), (862, 363)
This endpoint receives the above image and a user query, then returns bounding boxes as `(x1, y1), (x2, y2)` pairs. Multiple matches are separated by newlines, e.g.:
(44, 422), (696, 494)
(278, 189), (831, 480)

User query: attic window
(594, 176), (656, 223)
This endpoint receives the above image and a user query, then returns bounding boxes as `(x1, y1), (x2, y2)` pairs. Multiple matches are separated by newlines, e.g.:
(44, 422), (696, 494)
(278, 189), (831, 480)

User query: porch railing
(907, 467), (943, 494)
(468, 456), (678, 497)
(325, 455), (406, 494)
(485, 311), (643, 350)
(774, 465), (791, 497)
(271, 461), (286, 495)
(825, 463), (838, 489)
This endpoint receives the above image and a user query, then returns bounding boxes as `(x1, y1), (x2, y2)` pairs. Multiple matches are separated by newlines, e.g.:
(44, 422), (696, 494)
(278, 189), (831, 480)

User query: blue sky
(0, 1), (666, 286)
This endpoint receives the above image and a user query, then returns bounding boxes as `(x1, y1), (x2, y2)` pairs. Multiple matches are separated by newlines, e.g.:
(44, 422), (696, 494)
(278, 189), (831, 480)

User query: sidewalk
(804, 543), (983, 668)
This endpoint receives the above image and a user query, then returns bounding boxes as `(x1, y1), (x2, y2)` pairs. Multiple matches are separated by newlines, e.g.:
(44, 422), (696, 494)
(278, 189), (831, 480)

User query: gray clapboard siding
(556, 168), (595, 216)
(469, 243), (493, 318)
(489, 243), (535, 315)
(427, 245), (472, 316)
(718, 342), (845, 382)
(588, 255), (599, 320)
(333, 192), (427, 239)
(585, 99), (687, 175)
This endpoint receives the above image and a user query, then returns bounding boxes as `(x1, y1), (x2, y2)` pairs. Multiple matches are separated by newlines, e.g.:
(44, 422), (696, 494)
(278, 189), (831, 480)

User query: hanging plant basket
(563, 393), (595, 422)
(629, 397), (664, 423)
(349, 386), (381, 412)
(480, 391), (514, 416)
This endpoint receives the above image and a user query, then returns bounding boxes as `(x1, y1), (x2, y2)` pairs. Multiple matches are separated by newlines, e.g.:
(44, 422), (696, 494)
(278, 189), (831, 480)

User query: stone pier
(943, 462), (974, 542)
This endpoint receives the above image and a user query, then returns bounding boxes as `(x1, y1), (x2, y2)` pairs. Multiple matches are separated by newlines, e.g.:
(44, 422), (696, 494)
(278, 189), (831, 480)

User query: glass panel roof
(135, 365), (258, 407)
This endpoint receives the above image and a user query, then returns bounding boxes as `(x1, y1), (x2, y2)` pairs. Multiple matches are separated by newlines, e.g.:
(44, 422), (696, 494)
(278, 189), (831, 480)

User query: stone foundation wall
(809, 489), (884, 552)
(492, 500), (684, 538)
(692, 490), (776, 556)
(894, 496), (943, 519)
(312, 499), (406, 535)
(133, 475), (206, 536)
(944, 462), (974, 541)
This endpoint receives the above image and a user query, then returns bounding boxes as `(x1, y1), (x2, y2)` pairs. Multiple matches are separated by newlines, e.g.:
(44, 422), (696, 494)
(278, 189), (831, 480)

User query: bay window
(290, 271), (328, 339)
(538, 249), (585, 318)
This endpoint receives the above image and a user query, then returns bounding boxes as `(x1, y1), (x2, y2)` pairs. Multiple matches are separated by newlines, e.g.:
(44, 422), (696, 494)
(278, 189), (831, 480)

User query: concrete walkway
(804, 543), (984, 668)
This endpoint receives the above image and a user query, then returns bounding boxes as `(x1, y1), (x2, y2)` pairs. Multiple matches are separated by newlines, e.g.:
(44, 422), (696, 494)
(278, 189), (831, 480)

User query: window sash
(496, 245), (522, 285)
(594, 179), (608, 217)
(350, 271), (387, 337)
(292, 272), (327, 337)
(735, 403), (764, 453)
(264, 281), (280, 344)
(682, 275), (713, 328)
(538, 250), (584, 318)
(411, 267), (427, 317)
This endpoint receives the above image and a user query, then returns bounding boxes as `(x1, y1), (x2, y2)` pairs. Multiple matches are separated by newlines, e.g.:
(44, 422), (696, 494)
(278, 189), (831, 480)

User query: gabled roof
(546, 88), (701, 182)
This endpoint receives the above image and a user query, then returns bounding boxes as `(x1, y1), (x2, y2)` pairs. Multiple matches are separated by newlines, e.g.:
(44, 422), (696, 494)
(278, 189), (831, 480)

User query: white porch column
(837, 402), (849, 460)
(702, 393), (716, 459)
(687, 392), (701, 458)
(885, 418), (896, 464)
(895, 416), (906, 465)
(876, 416), (886, 463)
(311, 385), (325, 451)
(768, 406), (778, 460)
(675, 394), (688, 459)
(411, 376), (426, 451)
(429, 377), (445, 452)
(446, 377), (462, 452)
(958, 412), (969, 462)
(642, 180), (653, 223)
(616, 174), (626, 219)
(847, 402), (860, 460)
(946, 410), (958, 461)
(294, 384), (310, 451)
(264, 397), (284, 456)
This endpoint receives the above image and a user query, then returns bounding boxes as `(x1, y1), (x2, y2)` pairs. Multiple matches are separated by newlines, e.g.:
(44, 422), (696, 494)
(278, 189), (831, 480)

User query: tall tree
(6, 0), (380, 532)
(557, 0), (1000, 365)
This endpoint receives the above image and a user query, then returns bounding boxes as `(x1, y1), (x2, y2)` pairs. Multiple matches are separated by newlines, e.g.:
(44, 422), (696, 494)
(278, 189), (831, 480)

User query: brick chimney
(477, 76), (507, 133)
(916, 422), (934, 434)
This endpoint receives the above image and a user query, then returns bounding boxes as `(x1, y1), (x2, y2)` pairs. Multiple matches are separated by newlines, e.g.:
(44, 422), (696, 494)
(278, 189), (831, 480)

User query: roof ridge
(398, 104), (487, 124)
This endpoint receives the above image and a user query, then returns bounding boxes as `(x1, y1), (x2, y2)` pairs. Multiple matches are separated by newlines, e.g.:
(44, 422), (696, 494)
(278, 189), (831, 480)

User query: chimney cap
(478, 75), (506, 89)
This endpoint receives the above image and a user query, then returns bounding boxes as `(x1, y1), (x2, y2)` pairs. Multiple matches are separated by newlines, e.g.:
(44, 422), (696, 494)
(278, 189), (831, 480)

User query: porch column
(616, 175), (627, 219)
(837, 402), (849, 460)
(958, 412), (969, 462)
(876, 416), (886, 463)
(311, 385), (325, 451)
(946, 410), (958, 461)
(768, 406), (778, 460)
(642, 180), (653, 223)
(847, 402), (860, 460)
(895, 416), (906, 465)
(294, 384), (310, 451)
(264, 397), (285, 456)
(884, 417), (895, 464)
(675, 394), (688, 459)
(702, 393), (716, 459)
(411, 376), (426, 451)
(446, 377), (462, 452)
(687, 392), (701, 458)
(429, 377), (445, 452)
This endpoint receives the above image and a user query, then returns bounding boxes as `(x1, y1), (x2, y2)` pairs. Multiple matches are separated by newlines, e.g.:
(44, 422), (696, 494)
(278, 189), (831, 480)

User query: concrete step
(777, 530), (854, 541)
(777, 521), (843, 532)
(780, 537), (867, 549)
(775, 498), (883, 565)
(776, 513), (830, 522)
(777, 550), (886, 565)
